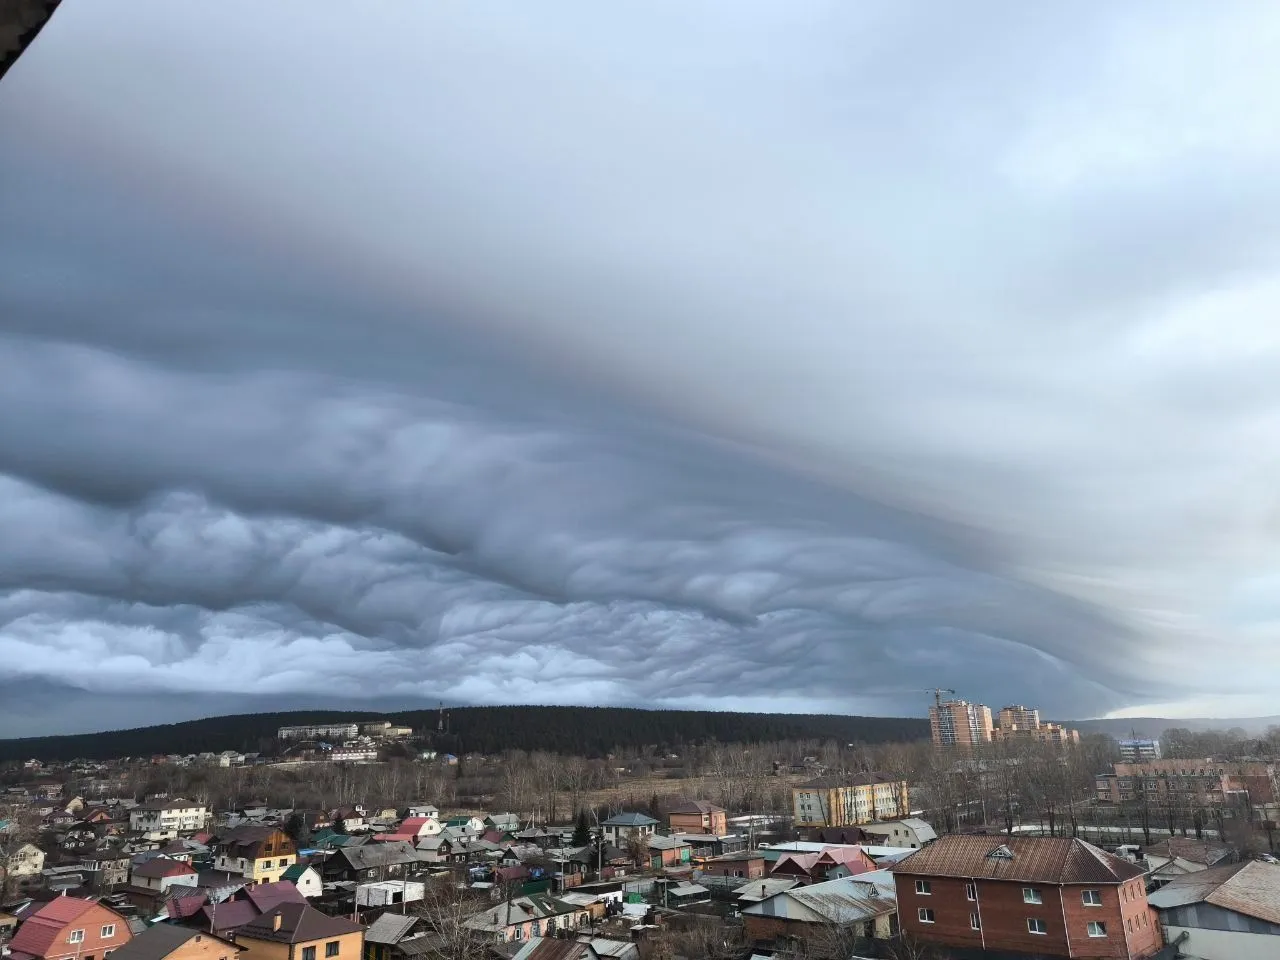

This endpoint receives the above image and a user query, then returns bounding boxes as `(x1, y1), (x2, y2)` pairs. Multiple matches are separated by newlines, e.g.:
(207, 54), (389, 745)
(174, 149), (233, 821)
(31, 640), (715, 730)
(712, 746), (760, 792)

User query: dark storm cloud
(2, 1), (1279, 733)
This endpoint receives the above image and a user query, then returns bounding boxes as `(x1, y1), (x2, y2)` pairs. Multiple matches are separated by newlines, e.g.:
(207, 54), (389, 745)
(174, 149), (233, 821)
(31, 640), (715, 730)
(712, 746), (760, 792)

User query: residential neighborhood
(4, 700), (1280, 960)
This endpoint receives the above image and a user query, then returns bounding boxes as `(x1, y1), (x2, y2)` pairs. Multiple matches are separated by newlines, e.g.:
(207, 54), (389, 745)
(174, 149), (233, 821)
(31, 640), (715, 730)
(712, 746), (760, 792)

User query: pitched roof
(332, 840), (419, 870)
(742, 873), (897, 924)
(510, 937), (596, 960)
(1149, 860), (1280, 925)
(197, 900), (260, 935)
(666, 800), (725, 816)
(132, 858), (198, 879)
(1145, 837), (1235, 867)
(238, 903), (363, 944)
(888, 835), (1144, 884)
(242, 881), (305, 913)
(99, 924), (230, 960)
(8, 898), (118, 959)
(364, 913), (419, 945)
(601, 813), (658, 827)
(281, 863), (315, 881)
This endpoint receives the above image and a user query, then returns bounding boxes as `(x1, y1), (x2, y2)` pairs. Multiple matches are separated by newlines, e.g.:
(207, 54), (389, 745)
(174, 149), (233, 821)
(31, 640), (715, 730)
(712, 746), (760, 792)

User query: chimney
(761, 884), (766, 899)
(272, 912), (282, 932)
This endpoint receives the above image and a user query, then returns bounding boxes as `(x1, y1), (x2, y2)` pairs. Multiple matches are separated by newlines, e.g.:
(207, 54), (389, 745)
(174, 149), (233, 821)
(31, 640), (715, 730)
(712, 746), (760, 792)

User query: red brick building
(666, 800), (727, 836)
(8, 897), (132, 960)
(701, 852), (766, 880)
(889, 835), (1164, 959)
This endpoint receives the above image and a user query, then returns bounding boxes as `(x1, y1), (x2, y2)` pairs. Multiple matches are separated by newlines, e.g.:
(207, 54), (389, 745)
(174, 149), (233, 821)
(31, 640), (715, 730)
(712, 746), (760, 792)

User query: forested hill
(0, 706), (929, 763)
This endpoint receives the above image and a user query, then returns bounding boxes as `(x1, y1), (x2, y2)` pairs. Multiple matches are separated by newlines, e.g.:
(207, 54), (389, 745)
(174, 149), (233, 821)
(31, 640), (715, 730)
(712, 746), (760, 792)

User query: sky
(2, 1), (1279, 737)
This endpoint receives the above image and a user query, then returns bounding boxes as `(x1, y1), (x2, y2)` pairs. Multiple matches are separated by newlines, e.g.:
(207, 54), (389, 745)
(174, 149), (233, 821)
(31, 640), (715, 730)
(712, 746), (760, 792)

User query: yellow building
(212, 826), (298, 885)
(236, 904), (363, 960)
(792, 774), (910, 828)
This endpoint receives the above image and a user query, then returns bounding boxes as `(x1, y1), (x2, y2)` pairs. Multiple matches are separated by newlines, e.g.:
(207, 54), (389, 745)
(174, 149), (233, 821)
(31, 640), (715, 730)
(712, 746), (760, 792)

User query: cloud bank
(2, 1), (1279, 733)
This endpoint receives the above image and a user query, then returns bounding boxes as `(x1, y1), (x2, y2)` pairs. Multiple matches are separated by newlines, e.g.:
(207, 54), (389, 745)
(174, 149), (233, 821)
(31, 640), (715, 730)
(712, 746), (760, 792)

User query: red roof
(132, 857), (197, 879)
(9, 898), (118, 960)
(888, 835), (1145, 885)
(243, 881), (306, 914)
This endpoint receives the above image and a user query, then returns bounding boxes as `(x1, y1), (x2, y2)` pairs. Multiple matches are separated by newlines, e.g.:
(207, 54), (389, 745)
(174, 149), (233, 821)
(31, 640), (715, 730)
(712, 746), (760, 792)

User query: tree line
(0, 705), (929, 763)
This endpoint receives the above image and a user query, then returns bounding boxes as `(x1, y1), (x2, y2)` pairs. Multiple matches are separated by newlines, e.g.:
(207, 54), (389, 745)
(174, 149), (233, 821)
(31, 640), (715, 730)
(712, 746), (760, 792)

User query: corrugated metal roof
(364, 912), (419, 944)
(742, 874), (897, 924)
(1149, 860), (1280, 925)
(888, 835), (1143, 884)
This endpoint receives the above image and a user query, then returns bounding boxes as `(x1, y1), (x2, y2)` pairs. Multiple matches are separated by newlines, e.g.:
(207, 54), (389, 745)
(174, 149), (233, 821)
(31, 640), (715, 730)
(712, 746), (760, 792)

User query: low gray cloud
(2, 1), (1279, 733)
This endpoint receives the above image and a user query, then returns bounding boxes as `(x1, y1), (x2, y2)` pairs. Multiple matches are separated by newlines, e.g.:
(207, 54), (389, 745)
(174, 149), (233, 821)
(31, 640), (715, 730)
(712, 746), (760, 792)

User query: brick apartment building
(1095, 759), (1280, 817)
(889, 835), (1164, 959)
(666, 800), (727, 836)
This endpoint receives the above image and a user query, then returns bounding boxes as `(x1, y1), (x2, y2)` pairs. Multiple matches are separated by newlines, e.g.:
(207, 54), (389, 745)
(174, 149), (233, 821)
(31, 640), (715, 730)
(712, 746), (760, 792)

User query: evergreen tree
(572, 809), (591, 847)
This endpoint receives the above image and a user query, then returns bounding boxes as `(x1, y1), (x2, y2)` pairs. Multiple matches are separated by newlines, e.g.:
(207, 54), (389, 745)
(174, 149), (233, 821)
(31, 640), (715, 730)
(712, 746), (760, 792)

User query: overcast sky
(2, 1), (1278, 736)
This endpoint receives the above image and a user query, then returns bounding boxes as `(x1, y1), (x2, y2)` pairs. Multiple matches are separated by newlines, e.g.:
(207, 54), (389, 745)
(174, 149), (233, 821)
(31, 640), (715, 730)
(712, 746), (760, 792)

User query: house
(129, 857), (199, 893)
(600, 813), (658, 844)
(702, 852), (767, 880)
(646, 836), (692, 870)
(129, 801), (208, 839)
(102, 924), (240, 960)
(857, 818), (938, 850)
(361, 914), (427, 960)
(6, 896), (132, 960)
(666, 801), (727, 837)
(402, 805), (439, 820)
(370, 818), (440, 844)
(742, 869), (898, 950)
(1, 842), (47, 889)
(667, 833), (747, 859)
(1143, 838), (1236, 889)
(235, 902), (364, 960)
(280, 863), (324, 898)
(485, 814), (522, 834)
(791, 774), (910, 828)
(509, 939), (608, 960)
(212, 826), (298, 885)
(889, 834), (1164, 959)
(321, 841), (420, 883)
(329, 808), (367, 834)
(79, 847), (131, 891)
(463, 893), (593, 943)
(1148, 859), (1280, 959)
(442, 816), (485, 837)
(415, 836), (454, 864)
(770, 846), (876, 886)
(736, 878), (802, 905)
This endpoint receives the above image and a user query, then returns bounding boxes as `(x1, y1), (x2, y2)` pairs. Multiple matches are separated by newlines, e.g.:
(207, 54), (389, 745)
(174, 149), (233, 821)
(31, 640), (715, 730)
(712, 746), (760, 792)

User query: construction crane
(927, 688), (956, 711)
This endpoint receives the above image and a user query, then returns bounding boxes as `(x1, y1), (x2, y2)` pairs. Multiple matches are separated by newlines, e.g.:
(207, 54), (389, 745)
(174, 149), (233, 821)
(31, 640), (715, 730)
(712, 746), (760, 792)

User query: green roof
(281, 863), (310, 880)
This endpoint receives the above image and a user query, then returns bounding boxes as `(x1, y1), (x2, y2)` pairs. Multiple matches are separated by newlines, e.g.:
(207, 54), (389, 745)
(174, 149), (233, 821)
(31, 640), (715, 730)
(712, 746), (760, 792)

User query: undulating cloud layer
(2, 1), (1279, 734)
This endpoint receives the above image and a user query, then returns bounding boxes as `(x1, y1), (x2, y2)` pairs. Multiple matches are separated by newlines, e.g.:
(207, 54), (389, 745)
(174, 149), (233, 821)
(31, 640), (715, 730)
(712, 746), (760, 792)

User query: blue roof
(603, 812), (659, 827)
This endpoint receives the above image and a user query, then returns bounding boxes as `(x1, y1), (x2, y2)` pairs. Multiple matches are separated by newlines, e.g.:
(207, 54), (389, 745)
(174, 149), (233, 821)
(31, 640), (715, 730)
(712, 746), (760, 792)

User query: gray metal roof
(364, 912), (420, 944)
(1149, 860), (1280, 925)
(742, 872), (897, 924)
(602, 812), (658, 827)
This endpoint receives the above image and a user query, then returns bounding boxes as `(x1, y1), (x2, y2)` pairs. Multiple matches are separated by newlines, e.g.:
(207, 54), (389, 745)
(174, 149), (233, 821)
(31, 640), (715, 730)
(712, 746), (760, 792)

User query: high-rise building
(997, 705), (1040, 730)
(930, 700), (993, 748)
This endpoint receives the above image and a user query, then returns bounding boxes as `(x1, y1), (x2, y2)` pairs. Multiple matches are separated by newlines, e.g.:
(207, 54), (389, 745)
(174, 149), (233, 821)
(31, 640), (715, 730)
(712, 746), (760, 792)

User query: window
(917, 908), (935, 924)
(101, 925), (116, 938)
(1126, 918), (1133, 933)
(69, 931), (85, 944)
(303, 947), (317, 960)
(965, 882), (977, 901)
(326, 943), (340, 958)
(1087, 921), (1107, 938)
(970, 912), (980, 930)
(1082, 890), (1102, 906)
(263, 860), (274, 869)
(915, 880), (932, 895)
(1023, 887), (1042, 904)
(1027, 918), (1047, 935)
